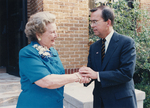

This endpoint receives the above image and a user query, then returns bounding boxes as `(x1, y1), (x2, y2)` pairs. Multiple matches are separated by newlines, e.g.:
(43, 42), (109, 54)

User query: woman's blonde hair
(25, 11), (56, 41)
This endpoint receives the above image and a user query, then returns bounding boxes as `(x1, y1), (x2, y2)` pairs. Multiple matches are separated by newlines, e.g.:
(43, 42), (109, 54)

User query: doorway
(0, 0), (27, 76)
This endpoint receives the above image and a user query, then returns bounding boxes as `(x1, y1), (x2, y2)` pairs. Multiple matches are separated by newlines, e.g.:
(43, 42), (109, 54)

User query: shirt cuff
(97, 72), (100, 82)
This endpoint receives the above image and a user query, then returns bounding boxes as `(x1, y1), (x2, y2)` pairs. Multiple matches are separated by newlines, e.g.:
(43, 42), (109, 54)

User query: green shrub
(112, 0), (150, 76)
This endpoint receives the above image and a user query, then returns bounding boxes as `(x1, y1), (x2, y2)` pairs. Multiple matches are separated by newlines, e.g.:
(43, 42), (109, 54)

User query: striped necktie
(101, 38), (106, 62)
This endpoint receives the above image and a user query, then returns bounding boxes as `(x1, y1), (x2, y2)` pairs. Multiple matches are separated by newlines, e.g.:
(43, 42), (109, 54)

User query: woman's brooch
(33, 44), (52, 61)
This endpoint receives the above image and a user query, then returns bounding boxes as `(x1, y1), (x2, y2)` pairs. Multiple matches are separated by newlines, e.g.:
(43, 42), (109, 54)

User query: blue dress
(16, 41), (65, 108)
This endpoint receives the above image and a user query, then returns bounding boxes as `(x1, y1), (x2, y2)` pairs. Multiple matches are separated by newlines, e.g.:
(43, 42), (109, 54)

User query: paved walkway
(0, 72), (21, 108)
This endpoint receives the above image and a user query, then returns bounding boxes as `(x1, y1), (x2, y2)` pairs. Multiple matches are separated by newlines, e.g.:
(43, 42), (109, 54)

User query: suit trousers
(93, 95), (104, 108)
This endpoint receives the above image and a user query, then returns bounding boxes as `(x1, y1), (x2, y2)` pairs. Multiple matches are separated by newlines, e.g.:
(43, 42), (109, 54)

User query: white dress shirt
(97, 29), (114, 82)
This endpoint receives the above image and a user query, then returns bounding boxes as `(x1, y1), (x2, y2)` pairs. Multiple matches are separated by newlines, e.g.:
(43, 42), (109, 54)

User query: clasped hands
(75, 66), (98, 83)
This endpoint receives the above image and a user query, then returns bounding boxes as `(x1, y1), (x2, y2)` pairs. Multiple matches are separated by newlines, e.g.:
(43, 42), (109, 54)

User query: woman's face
(38, 23), (57, 48)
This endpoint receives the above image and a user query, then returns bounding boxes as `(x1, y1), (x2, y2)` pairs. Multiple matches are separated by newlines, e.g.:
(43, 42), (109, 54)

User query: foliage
(112, 0), (150, 74)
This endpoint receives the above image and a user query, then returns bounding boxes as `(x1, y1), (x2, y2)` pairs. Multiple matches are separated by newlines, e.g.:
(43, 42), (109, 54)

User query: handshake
(74, 66), (98, 84)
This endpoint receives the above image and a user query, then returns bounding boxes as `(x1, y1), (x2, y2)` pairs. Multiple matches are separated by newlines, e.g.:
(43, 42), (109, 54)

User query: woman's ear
(36, 33), (41, 41)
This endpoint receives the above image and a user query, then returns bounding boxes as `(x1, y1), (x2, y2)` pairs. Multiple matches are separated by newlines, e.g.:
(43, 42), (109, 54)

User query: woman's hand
(74, 72), (91, 83)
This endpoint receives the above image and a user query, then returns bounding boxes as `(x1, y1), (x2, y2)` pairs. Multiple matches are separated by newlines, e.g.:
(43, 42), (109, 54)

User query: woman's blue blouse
(16, 41), (65, 108)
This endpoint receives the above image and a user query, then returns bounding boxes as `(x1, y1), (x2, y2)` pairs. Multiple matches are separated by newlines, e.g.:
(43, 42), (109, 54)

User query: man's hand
(79, 66), (98, 79)
(74, 72), (91, 83)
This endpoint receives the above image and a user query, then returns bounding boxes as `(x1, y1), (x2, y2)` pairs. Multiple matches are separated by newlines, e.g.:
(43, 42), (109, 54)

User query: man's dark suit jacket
(87, 32), (137, 108)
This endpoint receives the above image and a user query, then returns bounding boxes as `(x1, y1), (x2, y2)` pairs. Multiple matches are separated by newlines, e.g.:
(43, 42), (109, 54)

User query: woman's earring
(38, 38), (41, 41)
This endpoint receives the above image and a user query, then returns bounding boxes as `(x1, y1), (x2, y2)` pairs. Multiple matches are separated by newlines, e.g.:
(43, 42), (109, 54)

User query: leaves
(112, 0), (150, 72)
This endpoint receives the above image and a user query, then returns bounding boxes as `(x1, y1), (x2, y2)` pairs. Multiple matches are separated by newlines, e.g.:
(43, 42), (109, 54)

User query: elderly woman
(16, 11), (90, 108)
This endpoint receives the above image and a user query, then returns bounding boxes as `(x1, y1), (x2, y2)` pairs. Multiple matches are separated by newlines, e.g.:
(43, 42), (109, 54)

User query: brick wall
(140, 0), (150, 9)
(140, 0), (150, 16)
(27, 0), (89, 74)
(27, 0), (43, 18)
(139, 0), (150, 31)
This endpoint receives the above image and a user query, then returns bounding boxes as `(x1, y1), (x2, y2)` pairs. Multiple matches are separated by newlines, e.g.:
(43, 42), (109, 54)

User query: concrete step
(0, 82), (21, 93)
(0, 73), (21, 107)
(0, 90), (21, 107)
(0, 73), (20, 81)
(0, 105), (16, 108)
(0, 73), (21, 92)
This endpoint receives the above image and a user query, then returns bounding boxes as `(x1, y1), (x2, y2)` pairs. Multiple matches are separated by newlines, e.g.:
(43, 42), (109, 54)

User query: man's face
(90, 9), (108, 38)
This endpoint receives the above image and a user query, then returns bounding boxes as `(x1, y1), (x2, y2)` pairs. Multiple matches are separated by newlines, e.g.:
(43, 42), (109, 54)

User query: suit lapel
(101, 32), (119, 70)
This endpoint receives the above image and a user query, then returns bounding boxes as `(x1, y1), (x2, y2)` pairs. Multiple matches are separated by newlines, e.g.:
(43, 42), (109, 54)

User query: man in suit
(79, 6), (137, 108)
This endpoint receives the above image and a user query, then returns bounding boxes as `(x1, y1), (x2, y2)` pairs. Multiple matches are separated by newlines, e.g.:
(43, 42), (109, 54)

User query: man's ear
(106, 19), (112, 26)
